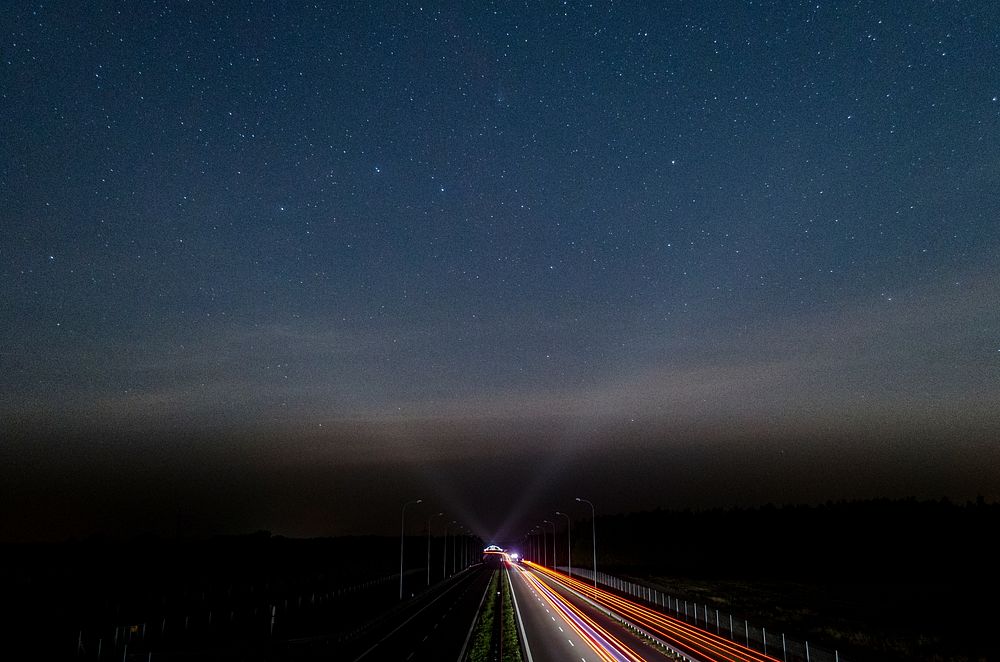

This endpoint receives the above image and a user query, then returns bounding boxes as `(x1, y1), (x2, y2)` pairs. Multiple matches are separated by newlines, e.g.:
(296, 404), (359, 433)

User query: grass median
(467, 568), (523, 662)
(500, 569), (523, 662)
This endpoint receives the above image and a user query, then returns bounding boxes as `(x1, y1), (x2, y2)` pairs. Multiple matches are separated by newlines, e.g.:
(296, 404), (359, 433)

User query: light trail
(525, 562), (783, 662)
(510, 562), (645, 662)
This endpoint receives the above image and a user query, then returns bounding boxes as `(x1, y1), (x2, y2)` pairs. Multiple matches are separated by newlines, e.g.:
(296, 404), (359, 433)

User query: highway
(508, 561), (676, 661)
(282, 565), (492, 661)
(520, 561), (783, 662)
(282, 557), (784, 661)
(350, 565), (492, 661)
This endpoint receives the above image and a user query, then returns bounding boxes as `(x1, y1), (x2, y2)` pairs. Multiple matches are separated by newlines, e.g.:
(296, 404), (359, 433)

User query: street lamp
(452, 525), (468, 574)
(576, 497), (597, 587)
(543, 520), (556, 569)
(555, 511), (572, 578)
(427, 511), (444, 586)
(444, 520), (457, 578)
(400, 499), (423, 600)
(461, 530), (471, 569)
(538, 523), (549, 568)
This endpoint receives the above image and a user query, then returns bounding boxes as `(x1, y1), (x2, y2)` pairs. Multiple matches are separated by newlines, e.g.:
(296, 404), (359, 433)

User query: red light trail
(525, 561), (783, 662)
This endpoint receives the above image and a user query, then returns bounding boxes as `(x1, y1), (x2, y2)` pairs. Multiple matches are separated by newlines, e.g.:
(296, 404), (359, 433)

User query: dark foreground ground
(0, 531), (477, 659)
(2, 498), (996, 660)
(584, 498), (999, 662)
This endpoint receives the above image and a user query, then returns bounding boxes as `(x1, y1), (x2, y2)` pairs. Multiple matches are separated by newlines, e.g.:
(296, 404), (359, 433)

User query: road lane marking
(568, 639), (575, 646)
(518, 566), (643, 662)
(528, 562), (771, 662)
(506, 564), (535, 662)
(352, 570), (477, 662)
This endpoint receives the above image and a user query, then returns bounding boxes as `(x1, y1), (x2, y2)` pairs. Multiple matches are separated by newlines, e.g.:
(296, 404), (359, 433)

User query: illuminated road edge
(504, 566), (535, 662)
(524, 561), (783, 662)
(510, 561), (644, 662)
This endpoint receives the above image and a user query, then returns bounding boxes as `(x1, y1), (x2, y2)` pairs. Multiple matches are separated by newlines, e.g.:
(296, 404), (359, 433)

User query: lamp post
(543, 519), (556, 568)
(555, 511), (572, 578)
(576, 497), (596, 587)
(539, 524), (548, 568)
(400, 499), (423, 600)
(444, 520), (456, 577)
(452, 525), (464, 575)
(427, 511), (444, 586)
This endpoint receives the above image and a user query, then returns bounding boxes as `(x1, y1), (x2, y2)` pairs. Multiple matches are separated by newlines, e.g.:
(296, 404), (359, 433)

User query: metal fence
(558, 566), (845, 662)
(71, 569), (422, 660)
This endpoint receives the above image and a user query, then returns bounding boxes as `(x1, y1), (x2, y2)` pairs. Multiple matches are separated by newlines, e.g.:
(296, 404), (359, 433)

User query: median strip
(463, 567), (525, 662)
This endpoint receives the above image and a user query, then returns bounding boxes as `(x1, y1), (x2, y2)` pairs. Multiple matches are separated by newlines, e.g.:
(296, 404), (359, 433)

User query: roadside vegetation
(467, 568), (523, 662)
(583, 498), (998, 662)
(467, 571), (498, 662)
(500, 569), (523, 662)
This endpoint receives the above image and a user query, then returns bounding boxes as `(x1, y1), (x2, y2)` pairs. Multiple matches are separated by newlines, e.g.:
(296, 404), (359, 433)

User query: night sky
(3, 2), (999, 543)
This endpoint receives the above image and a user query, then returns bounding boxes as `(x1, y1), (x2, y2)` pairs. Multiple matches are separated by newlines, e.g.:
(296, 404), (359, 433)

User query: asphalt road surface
(281, 564), (492, 661)
(522, 562), (785, 662)
(508, 561), (677, 662)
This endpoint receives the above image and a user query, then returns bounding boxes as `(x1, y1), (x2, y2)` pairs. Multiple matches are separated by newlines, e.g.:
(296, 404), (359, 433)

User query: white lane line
(568, 638), (575, 646)
(354, 572), (473, 662)
(551, 616), (556, 621)
(558, 626), (564, 632)
(506, 565), (535, 662)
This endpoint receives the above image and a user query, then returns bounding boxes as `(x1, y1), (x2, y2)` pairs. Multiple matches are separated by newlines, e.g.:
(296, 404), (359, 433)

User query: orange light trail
(525, 561), (783, 662)
(511, 562), (646, 662)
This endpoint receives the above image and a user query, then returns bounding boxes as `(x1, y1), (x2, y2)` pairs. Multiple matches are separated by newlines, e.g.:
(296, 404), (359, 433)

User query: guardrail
(557, 566), (845, 662)
(72, 569), (425, 660)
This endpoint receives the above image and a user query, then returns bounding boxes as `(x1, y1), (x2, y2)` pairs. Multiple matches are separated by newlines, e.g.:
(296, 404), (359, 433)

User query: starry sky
(2, 2), (999, 542)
